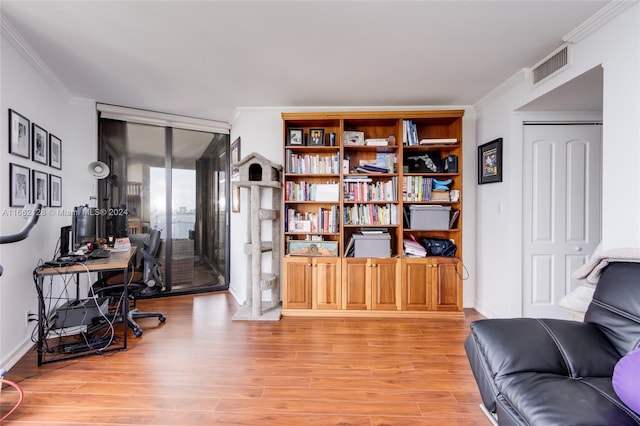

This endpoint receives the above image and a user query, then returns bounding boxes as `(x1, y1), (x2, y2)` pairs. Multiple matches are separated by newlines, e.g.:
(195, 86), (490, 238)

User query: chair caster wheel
(159, 316), (166, 323)
(134, 329), (143, 337)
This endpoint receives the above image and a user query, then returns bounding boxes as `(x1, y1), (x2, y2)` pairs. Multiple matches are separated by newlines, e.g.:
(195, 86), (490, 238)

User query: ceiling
(1, 1), (611, 123)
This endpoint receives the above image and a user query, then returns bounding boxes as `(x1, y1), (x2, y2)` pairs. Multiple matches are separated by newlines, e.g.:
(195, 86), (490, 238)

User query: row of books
(284, 181), (339, 202)
(343, 203), (399, 226)
(285, 205), (340, 234)
(343, 177), (398, 202)
(285, 150), (340, 174)
(402, 119), (458, 146)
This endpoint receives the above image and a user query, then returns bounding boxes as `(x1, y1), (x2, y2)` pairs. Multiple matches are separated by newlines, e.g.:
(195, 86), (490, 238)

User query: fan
(88, 161), (110, 179)
(87, 161), (110, 206)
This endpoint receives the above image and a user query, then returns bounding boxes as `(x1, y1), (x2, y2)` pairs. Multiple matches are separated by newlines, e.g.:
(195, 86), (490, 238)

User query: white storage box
(352, 233), (391, 258)
(409, 205), (451, 230)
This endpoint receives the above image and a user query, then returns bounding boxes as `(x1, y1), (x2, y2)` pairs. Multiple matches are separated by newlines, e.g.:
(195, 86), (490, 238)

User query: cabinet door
(283, 257), (312, 309)
(371, 258), (400, 310)
(432, 258), (462, 311)
(401, 259), (432, 311)
(313, 258), (342, 310)
(342, 258), (370, 310)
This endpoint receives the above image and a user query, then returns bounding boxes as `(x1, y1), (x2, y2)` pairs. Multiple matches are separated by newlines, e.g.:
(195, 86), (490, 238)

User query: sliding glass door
(98, 118), (230, 295)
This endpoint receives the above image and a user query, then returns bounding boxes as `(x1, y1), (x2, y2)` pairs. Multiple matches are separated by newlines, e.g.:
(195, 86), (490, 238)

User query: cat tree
(231, 152), (282, 321)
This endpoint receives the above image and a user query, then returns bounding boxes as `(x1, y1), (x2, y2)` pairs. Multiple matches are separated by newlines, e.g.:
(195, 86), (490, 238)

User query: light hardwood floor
(3, 292), (490, 425)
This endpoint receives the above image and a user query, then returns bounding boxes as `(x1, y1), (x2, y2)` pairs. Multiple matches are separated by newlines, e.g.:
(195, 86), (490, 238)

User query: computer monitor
(105, 205), (128, 238)
(72, 205), (96, 249)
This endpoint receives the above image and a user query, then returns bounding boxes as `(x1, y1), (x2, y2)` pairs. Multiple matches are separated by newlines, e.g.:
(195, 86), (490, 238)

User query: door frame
(508, 111), (604, 317)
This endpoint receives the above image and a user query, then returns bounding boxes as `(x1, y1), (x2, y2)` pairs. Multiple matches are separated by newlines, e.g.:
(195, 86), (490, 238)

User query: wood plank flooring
(2, 292), (490, 425)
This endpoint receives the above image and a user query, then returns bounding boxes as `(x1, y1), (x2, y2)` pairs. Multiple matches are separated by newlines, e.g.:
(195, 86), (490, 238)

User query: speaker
(445, 155), (458, 173)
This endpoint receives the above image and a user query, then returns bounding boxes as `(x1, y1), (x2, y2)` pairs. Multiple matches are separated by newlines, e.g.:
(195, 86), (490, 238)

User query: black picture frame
(478, 138), (503, 184)
(32, 169), (48, 207)
(230, 137), (240, 178)
(49, 133), (62, 169)
(32, 123), (48, 165)
(9, 109), (30, 159)
(287, 128), (304, 146)
(308, 128), (325, 146)
(10, 163), (30, 207)
(50, 174), (62, 207)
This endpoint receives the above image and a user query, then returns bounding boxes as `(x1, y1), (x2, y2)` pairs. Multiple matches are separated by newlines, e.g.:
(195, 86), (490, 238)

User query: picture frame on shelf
(9, 109), (30, 159)
(49, 134), (62, 169)
(308, 128), (325, 146)
(32, 123), (48, 165)
(287, 128), (304, 146)
(10, 163), (30, 207)
(32, 169), (48, 206)
(478, 138), (503, 184)
(49, 174), (62, 207)
(343, 130), (365, 146)
(231, 136), (240, 178)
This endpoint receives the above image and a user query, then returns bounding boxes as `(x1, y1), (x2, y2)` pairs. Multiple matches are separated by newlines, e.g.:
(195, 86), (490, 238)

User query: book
(419, 138), (458, 145)
(365, 138), (388, 146)
(449, 210), (460, 229)
(403, 238), (427, 257)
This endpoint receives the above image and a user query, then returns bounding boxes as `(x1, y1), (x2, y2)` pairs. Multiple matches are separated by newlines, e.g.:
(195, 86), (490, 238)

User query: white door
(523, 124), (602, 318)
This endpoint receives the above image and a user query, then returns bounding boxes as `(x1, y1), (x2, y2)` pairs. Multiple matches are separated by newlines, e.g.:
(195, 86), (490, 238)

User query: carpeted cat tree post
(232, 152), (282, 321)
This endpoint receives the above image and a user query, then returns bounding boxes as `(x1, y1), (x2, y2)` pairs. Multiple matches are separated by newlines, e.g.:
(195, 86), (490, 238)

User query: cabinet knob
(574, 247), (582, 252)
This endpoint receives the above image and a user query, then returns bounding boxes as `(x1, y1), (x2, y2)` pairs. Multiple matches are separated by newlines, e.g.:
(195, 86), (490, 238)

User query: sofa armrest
(468, 318), (620, 379)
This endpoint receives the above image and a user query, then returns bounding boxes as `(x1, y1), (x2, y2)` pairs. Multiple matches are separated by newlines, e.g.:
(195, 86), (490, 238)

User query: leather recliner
(464, 262), (640, 425)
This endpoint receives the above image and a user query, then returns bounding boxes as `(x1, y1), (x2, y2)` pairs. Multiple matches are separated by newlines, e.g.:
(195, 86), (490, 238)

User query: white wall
(0, 35), (97, 367)
(473, 4), (640, 318)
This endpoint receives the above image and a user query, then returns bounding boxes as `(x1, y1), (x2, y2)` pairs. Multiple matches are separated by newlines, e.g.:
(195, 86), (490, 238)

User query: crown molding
(231, 105), (476, 124)
(474, 69), (527, 115)
(563, 0), (638, 44)
(1, 14), (76, 102)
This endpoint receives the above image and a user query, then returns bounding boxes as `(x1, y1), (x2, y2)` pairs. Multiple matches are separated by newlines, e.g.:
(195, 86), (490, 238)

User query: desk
(34, 247), (136, 366)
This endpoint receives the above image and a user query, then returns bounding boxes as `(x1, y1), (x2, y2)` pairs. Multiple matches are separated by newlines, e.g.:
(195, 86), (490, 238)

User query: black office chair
(91, 228), (166, 337)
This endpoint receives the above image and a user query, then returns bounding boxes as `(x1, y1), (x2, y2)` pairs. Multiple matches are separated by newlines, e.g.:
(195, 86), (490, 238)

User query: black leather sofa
(464, 262), (640, 426)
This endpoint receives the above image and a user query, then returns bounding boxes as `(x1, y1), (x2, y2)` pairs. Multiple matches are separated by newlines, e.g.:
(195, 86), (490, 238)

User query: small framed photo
(50, 174), (62, 207)
(308, 128), (325, 146)
(231, 136), (240, 178)
(9, 109), (30, 159)
(49, 134), (62, 169)
(32, 169), (48, 206)
(478, 138), (503, 184)
(10, 163), (31, 207)
(32, 123), (48, 165)
(287, 128), (304, 146)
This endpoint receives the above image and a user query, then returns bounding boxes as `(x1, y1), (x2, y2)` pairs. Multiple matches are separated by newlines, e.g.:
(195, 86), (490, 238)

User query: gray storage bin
(409, 205), (451, 230)
(353, 233), (391, 258)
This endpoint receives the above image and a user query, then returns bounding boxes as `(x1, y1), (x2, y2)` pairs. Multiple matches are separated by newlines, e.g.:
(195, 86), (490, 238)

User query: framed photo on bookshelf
(9, 109), (30, 159)
(478, 138), (503, 184)
(10, 163), (30, 207)
(308, 128), (324, 146)
(287, 128), (304, 146)
(32, 123), (48, 165)
(32, 169), (48, 206)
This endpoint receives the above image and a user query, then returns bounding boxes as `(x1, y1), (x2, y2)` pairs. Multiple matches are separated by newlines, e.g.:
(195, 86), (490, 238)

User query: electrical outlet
(25, 310), (31, 327)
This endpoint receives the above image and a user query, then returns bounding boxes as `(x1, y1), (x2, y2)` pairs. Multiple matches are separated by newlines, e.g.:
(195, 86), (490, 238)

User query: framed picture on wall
(32, 123), (48, 165)
(49, 134), (62, 169)
(9, 109), (30, 159)
(50, 174), (62, 207)
(478, 138), (503, 184)
(32, 169), (48, 206)
(10, 163), (30, 207)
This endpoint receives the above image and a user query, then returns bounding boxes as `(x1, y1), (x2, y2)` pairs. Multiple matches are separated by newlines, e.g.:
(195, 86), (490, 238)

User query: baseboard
(1, 336), (35, 371)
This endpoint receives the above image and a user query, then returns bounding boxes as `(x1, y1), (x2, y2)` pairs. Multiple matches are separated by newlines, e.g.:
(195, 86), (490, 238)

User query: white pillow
(559, 285), (595, 318)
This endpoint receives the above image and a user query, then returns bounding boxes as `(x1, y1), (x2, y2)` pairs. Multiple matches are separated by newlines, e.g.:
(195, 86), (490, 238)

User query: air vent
(533, 46), (568, 84)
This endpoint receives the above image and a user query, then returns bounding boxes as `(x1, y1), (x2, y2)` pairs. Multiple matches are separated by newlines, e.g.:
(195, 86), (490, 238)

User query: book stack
(403, 237), (427, 257)
(365, 138), (388, 146)
(430, 190), (450, 202)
